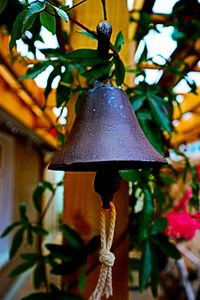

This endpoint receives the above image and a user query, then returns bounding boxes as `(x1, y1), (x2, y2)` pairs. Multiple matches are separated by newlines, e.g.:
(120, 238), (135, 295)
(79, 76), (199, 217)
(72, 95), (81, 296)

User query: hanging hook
(101, 0), (107, 20)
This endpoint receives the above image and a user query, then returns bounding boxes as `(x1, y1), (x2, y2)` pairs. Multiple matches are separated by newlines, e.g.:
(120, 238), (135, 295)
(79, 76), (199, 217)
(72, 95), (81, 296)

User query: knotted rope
(89, 202), (116, 300)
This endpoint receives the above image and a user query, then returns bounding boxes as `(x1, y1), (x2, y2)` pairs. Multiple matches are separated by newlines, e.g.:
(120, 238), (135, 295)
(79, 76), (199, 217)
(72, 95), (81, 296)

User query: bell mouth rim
(48, 159), (167, 172)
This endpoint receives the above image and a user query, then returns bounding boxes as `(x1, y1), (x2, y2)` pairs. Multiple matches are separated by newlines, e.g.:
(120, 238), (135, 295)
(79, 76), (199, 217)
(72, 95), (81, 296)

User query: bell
(49, 81), (167, 172)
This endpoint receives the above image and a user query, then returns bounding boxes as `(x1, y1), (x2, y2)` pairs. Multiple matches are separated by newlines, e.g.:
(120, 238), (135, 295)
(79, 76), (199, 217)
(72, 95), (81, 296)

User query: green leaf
(134, 12), (152, 41)
(190, 165), (199, 208)
(152, 235), (180, 259)
(53, 6), (68, 22)
(129, 93), (145, 112)
(114, 31), (124, 52)
(21, 293), (51, 300)
(77, 30), (97, 40)
(114, 57), (125, 86)
(1, 221), (21, 238)
(46, 244), (72, 261)
(159, 174), (176, 185)
(61, 224), (85, 250)
(50, 284), (85, 299)
(40, 48), (65, 58)
(56, 76), (71, 107)
(75, 90), (85, 114)
(86, 235), (100, 255)
(138, 188), (154, 241)
(32, 181), (54, 212)
(23, 13), (38, 33)
(51, 261), (83, 275)
(9, 261), (35, 277)
(65, 49), (105, 67)
(82, 61), (114, 79)
(19, 203), (27, 220)
(33, 262), (46, 289)
(132, 97), (145, 112)
(136, 110), (152, 123)
(0, 0), (8, 13)
(23, 2), (46, 28)
(186, 78), (197, 94)
(147, 93), (171, 135)
(136, 111), (165, 155)
(10, 3), (44, 48)
(31, 226), (48, 236)
(40, 11), (56, 34)
(139, 239), (152, 290)
(20, 61), (53, 80)
(129, 258), (140, 270)
(27, 229), (34, 245)
(56, 180), (64, 187)
(10, 227), (25, 258)
(44, 66), (61, 100)
(150, 250), (158, 297)
(32, 185), (45, 213)
(137, 43), (148, 65)
(172, 28), (185, 41)
(58, 132), (65, 147)
(20, 253), (40, 263)
(10, 10), (26, 50)
(119, 170), (140, 182)
(46, 243), (84, 263)
(150, 218), (167, 235)
(78, 266), (86, 292)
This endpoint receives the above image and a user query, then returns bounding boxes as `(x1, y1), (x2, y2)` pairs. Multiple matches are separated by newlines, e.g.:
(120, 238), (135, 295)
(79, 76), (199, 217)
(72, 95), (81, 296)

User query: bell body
(49, 83), (167, 171)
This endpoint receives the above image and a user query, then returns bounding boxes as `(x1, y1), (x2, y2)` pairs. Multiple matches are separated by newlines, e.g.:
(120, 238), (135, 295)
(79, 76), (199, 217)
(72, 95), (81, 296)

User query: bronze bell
(49, 81), (167, 172)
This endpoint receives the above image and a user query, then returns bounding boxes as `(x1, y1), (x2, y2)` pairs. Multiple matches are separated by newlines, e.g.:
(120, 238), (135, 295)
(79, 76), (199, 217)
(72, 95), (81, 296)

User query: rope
(89, 202), (116, 300)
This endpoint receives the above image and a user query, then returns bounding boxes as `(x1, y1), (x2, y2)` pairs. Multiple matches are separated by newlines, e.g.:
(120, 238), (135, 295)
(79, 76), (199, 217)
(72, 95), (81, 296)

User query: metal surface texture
(49, 82), (167, 171)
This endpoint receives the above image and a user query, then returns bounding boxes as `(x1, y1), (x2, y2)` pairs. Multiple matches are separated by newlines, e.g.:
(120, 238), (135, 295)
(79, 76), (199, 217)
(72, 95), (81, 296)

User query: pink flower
(173, 188), (192, 213)
(165, 211), (200, 240)
(164, 186), (200, 240)
(195, 165), (200, 182)
(49, 128), (57, 137)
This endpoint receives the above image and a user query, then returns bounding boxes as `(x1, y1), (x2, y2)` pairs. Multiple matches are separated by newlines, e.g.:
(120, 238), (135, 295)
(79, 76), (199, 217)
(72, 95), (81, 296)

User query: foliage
(0, 0), (200, 299)
(1, 181), (100, 299)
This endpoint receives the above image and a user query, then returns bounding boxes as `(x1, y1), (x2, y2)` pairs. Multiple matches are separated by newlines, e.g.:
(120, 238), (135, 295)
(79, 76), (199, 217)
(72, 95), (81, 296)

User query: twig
(39, 191), (56, 222)
(66, 0), (88, 12)
(68, 15), (97, 39)
(46, 1), (119, 57)
(37, 192), (57, 293)
(176, 258), (195, 300)
(177, 244), (200, 267)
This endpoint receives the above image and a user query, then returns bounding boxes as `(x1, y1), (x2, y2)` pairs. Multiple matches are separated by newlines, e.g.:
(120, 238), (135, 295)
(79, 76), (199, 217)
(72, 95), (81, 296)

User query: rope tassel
(89, 202), (116, 300)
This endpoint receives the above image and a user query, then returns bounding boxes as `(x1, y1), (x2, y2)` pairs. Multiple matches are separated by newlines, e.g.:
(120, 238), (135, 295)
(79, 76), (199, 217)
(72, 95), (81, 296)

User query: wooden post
(63, 172), (129, 300)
